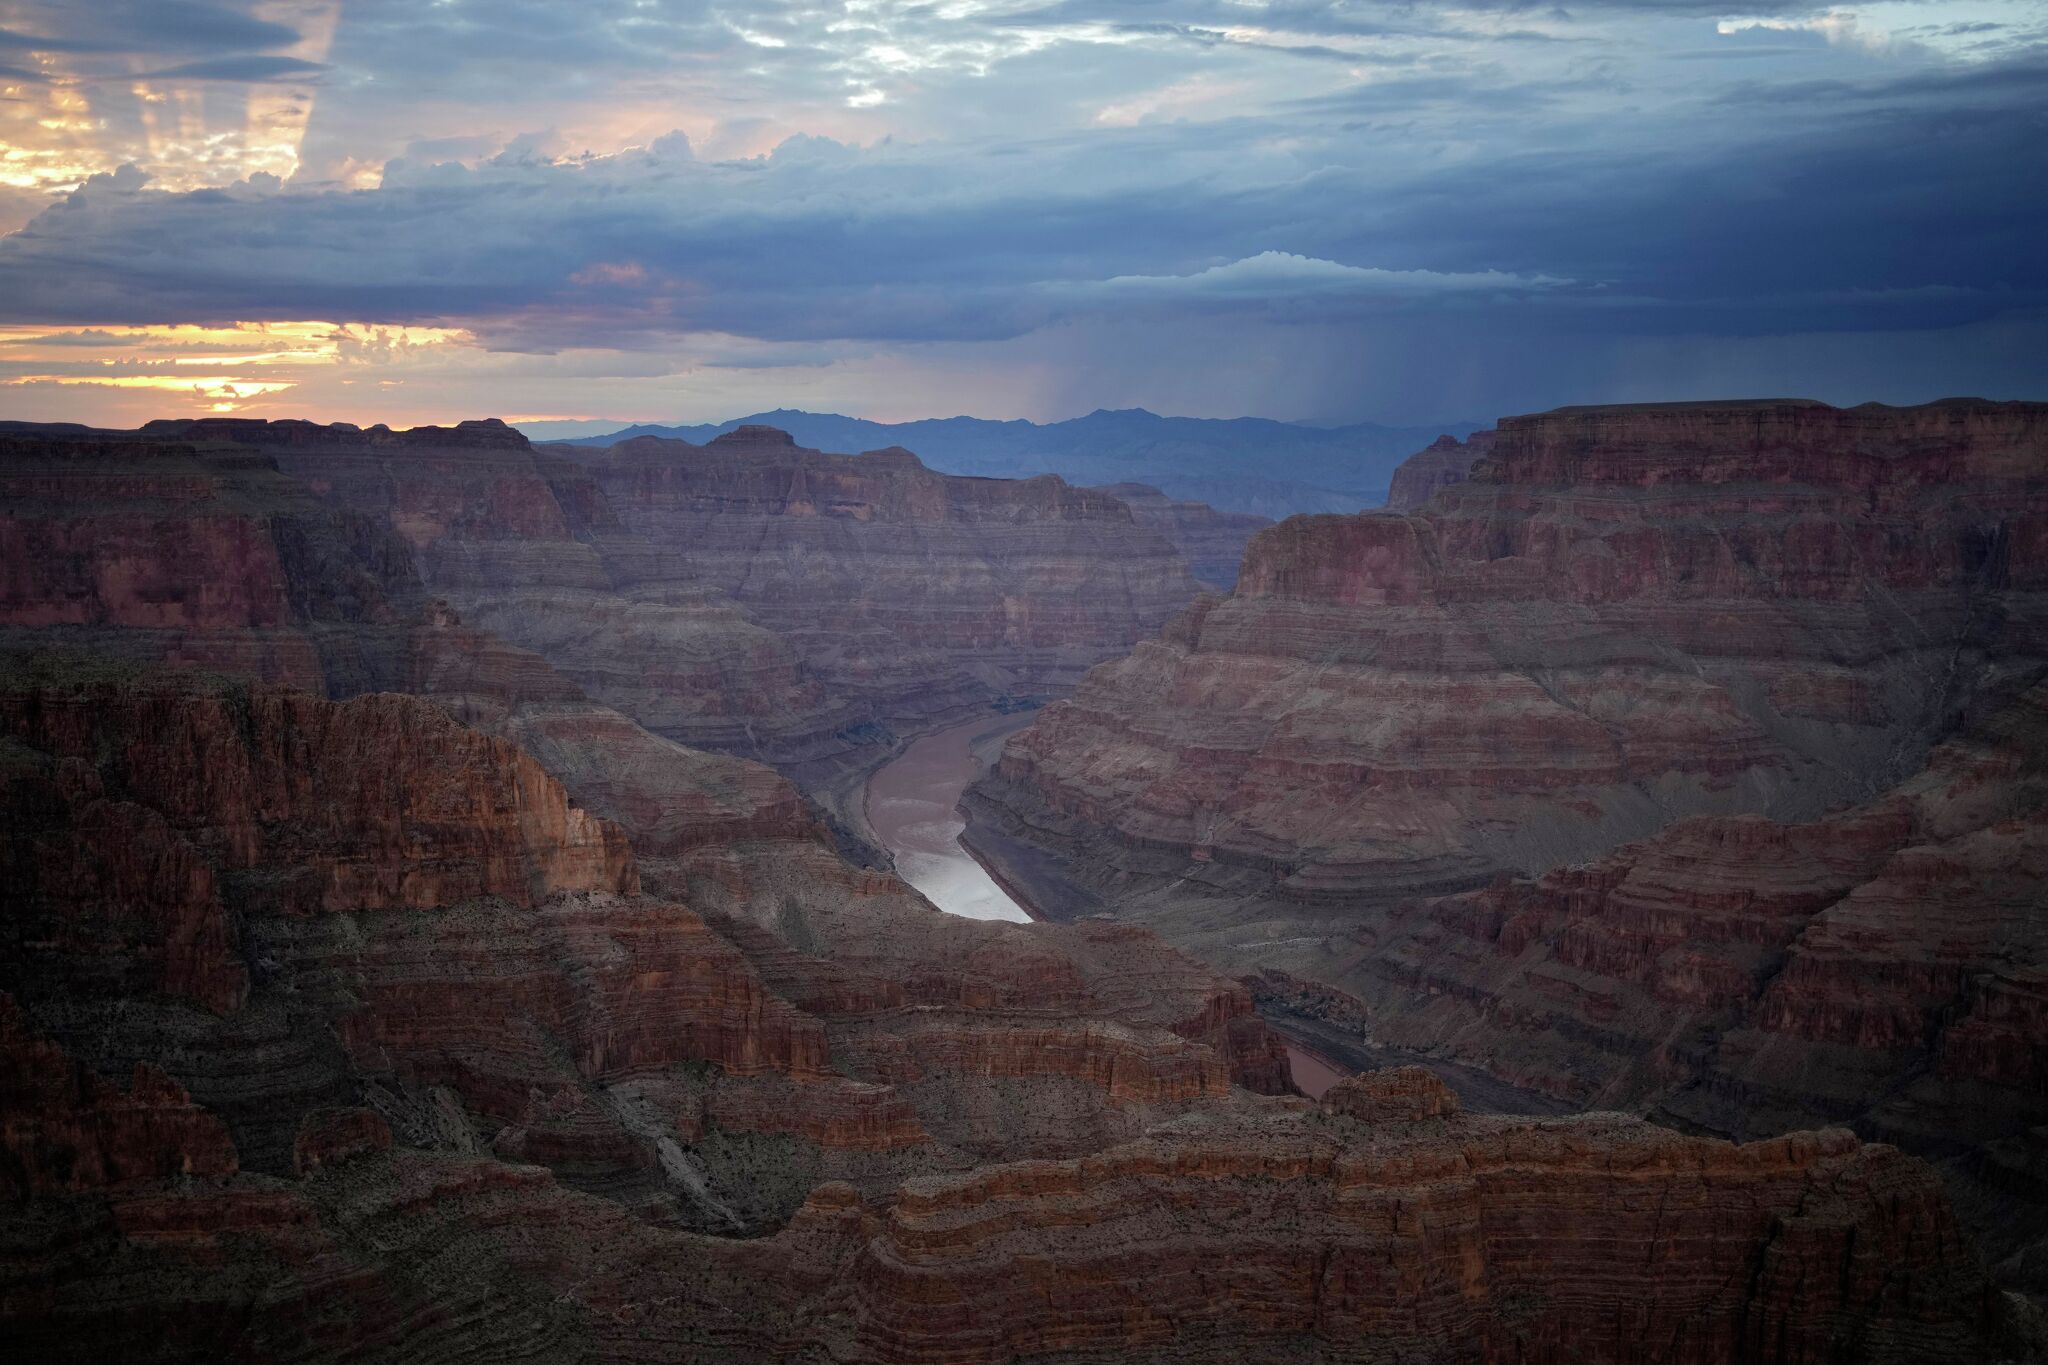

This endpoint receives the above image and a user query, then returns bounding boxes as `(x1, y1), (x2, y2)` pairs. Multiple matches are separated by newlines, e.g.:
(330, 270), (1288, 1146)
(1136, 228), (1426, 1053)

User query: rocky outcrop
(965, 396), (2048, 1293)
(1321, 1062), (1457, 1121)
(974, 398), (2047, 899)
(0, 993), (239, 1197)
(1089, 482), (1270, 589)
(1384, 428), (1496, 511)
(0, 424), (830, 863)
(0, 661), (2024, 1360)
(546, 427), (1207, 766)
(401, 605), (821, 856)
(846, 1105), (2004, 1365)
(0, 669), (636, 919)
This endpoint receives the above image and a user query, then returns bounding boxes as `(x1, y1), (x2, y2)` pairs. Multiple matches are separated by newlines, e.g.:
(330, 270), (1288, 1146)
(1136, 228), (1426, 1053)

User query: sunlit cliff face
(0, 0), (2042, 427)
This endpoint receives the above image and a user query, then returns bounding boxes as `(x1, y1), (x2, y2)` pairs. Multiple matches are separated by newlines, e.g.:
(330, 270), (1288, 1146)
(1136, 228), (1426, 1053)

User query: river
(864, 712), (1038, 922)
(864, 713), (1381, 1101)
(1282, 1043), (1349, 1100)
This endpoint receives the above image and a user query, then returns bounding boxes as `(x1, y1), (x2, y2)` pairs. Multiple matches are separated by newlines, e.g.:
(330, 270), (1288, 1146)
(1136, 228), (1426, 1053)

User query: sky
(0, 0), (2041, 429)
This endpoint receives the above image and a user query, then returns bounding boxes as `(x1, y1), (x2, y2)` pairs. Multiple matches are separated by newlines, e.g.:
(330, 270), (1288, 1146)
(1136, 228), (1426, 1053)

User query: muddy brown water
(865, 713), (1037, 922)
(1283, 1042), (1349, 1100)
(866, 716), (1475, 1109)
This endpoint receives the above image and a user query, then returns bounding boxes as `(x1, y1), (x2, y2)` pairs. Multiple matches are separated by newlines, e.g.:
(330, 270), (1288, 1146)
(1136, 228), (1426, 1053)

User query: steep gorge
(0, 401), (2041, 1358)
(0, 674), (2016, 1360)
(965, 397), (2048, 1291)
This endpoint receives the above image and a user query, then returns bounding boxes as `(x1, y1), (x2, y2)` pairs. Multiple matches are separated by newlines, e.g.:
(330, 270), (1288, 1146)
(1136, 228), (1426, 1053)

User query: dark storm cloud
(0, 0), (2040, 421)
(1, 42), (2040, 354)
(0, 1), (301, 55)
(1313, 56), (2048, 322)
(138, 56), (329, 82)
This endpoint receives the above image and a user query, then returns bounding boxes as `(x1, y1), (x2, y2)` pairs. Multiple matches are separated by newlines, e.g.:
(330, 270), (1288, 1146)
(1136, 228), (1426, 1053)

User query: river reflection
(864, 713), (1036, 922)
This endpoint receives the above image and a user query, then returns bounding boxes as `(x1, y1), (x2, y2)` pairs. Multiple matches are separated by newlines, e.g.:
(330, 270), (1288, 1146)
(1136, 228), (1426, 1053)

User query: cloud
(0, 0), (2039, 425)
(138, 55), (328, 82)
(0, 1), (301, 55)
(1080, 251), (1569, 307)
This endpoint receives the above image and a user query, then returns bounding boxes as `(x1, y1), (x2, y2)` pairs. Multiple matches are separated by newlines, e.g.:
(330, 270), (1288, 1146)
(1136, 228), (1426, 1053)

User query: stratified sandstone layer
(0, 666), (1295, 1225)
(3, 991), (2016, 1363)
(0, 423), (837, 861)
(1385, 429), (1496, 511)
(1090, 481), (1271, 589)
(975, 398), (2048, 898)
(550, 426), (1206, 766)
(848, 1092), (2000, 1365)
(965, 396), (2048, 1293)
(2, 417), (1219, 783)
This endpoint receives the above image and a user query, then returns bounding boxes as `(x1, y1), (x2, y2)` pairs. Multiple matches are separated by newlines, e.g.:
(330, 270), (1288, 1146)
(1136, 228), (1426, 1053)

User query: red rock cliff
(978, 397), (2048, 899)
(964, 396), (2048, 1297)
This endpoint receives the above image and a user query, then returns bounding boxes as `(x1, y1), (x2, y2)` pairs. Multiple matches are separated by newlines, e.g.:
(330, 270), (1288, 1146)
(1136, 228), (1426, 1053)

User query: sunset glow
(0, 321), (473, 417)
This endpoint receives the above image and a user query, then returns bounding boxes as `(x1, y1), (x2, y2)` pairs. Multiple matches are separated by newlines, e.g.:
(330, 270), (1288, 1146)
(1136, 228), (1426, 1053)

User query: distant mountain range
(533, 408), (1483, 518)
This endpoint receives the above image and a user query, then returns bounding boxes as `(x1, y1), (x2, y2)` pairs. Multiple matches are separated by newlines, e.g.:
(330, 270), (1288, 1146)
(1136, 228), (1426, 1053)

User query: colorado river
(864, 716), (1378, 1104)
(1283, 1042), (1349, 1100)
(865, 712), (1038, 921)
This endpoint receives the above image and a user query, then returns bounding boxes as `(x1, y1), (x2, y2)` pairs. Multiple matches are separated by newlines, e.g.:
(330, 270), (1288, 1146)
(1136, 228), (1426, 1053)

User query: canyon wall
(965, 397), (2048, 1290)
(1089, 481), (1271, 589)
(0, 404), (2037, 1356)
(0, 422), (823, 862)
(3, 416), (1221, 778)
(0, 667), (1293, 1219)
(543, 426), (1207, 766)
(975, 398), (2048, 899)
(1385, 429), (1497, 511)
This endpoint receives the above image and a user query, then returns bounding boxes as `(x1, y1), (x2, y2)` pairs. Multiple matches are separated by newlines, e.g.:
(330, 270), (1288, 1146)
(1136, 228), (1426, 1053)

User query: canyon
(0, 665), (2020, 1361)
(966, 396), (2048, 1298)
(0, 399), (2042, 1359)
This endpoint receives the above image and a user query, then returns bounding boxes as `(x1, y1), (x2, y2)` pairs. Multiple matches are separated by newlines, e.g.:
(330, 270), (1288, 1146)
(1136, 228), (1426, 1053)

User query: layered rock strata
(0, 423), (832, 859)
(1384, 429), (1498, 511)
(965, 396), (2048, 1292)
(1089, 481), (1271, 589)
(2, 997), (2018, 1363)
(0, 404), (2037, 1357)
(1, 416), (1219, 787)
(974, 398), (2048, 899)
(547, 426), (1207, 766)
(0, 667), (1294, 1229)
